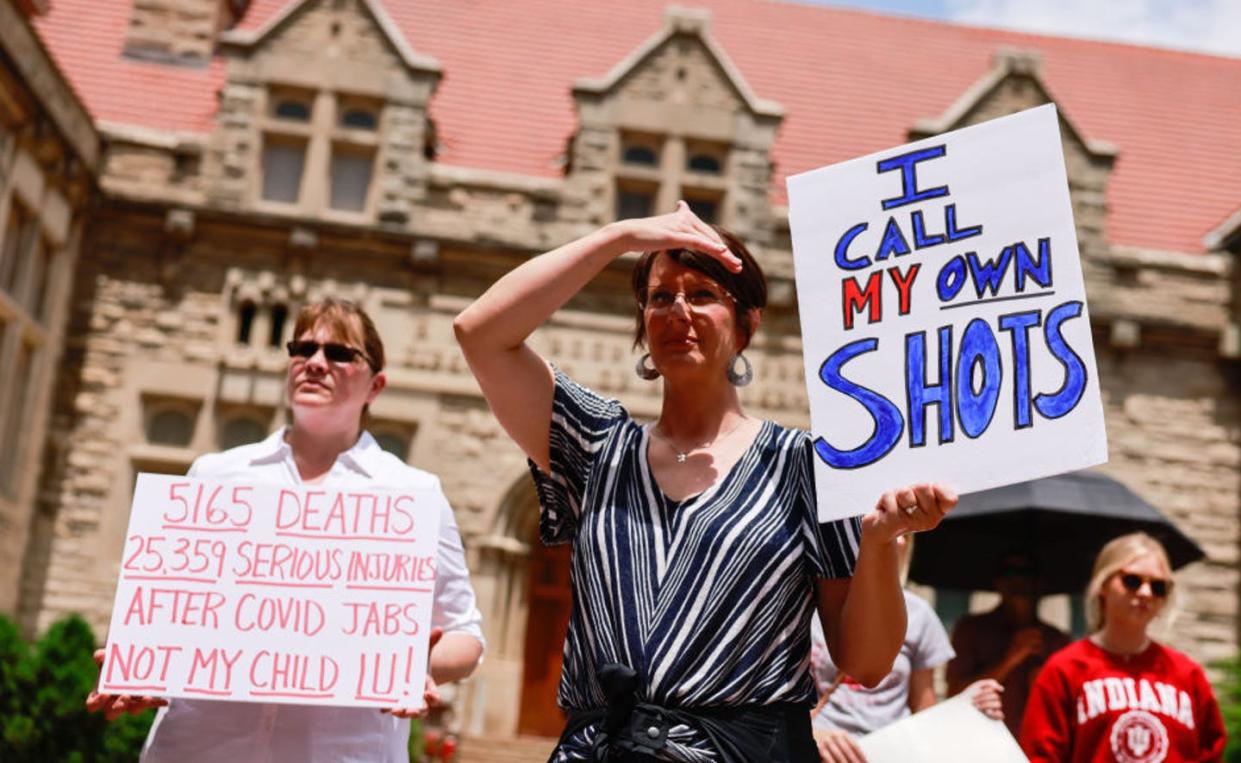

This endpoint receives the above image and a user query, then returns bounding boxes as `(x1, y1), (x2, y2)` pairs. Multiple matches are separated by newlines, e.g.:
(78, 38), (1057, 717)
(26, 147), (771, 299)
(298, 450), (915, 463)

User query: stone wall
(124, 0), (233, 63)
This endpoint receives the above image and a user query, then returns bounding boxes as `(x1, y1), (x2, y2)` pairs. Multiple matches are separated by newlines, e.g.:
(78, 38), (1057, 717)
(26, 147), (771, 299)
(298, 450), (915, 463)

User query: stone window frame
(253, 85), (385, 222)
(215, 404), (275, 450)
(223, 267), (302, 358)
(141, 395), (202, 450)
(0, 143), (73, 500)
(612, 130), (731, 225)
(368, 419), (417, 464)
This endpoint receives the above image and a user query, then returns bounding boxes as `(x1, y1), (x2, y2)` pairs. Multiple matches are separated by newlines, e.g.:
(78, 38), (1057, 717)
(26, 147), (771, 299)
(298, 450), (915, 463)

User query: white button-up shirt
(141, 428), (484, 763)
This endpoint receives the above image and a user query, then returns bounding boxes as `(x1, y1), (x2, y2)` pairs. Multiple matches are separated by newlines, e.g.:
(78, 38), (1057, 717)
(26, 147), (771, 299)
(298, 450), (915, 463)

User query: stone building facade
(0, 0), (99, 616)
(6, 0), (1241, 743)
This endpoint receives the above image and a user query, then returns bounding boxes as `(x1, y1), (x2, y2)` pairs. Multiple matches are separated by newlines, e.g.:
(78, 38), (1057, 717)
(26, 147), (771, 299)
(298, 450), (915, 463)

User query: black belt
(555, 663), (817, 763)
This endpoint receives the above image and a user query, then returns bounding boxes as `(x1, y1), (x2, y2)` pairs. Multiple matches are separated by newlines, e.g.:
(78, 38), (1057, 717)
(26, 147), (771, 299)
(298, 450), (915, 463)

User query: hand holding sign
(87, 648), (168, 720)
(863, 482), (958, 545)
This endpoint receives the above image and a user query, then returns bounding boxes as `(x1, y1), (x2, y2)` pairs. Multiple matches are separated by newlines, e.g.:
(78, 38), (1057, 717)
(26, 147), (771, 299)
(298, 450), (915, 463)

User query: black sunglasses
(1119, 572), (1171, 598)
(286, 340), (373, 369)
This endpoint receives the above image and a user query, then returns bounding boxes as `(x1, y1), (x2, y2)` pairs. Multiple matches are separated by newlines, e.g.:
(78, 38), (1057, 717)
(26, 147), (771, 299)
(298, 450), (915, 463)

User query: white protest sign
(857, 692), (1028, 763)
(788, 104), (1107, 521)
(100, 474), (442, 709)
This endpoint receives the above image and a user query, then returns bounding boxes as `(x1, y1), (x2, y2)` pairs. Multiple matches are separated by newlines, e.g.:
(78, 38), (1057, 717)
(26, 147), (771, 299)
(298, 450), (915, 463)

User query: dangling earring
(726, 353), (753, 387)
(635, 353), (660, 380)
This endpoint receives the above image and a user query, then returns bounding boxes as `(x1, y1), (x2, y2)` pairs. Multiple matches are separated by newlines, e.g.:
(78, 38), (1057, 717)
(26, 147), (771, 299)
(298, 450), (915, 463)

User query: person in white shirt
(87, 297), (485, 763)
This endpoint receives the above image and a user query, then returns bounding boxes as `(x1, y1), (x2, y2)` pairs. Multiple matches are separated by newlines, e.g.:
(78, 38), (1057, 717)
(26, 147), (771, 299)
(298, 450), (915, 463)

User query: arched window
(340, 109), (377, 130)
(687, 153), (722, 174)
(220, 417), (268, 450)
(148, 409), (194, 447)
(374, 431), (410, 462)
(268, 304), (288, 348)
(273, 99), (311, 122)
(237, 300), (257, 344)
(622, 145), (658, 166)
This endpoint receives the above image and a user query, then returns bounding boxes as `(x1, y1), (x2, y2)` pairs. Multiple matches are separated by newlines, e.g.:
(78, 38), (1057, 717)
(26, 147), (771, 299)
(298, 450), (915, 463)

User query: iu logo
(1109, 710), (1169, 763)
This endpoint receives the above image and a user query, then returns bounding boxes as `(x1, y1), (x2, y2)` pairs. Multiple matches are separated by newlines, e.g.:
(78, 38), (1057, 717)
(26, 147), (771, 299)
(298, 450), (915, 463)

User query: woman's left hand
(967, 678), (1005, 721)
(384, 627), (444, 719)
(861, 483), (957, 545)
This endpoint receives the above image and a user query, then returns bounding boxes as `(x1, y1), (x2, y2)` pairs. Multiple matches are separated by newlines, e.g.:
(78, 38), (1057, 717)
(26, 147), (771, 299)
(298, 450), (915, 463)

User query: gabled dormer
(566, 6), (783, 243)
(910, 48), (1118, 260)
(206, 0), (440, 226)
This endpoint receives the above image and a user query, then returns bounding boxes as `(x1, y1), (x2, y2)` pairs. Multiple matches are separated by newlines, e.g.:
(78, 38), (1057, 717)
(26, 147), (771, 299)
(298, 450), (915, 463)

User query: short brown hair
(630, 225), (768, 350)
(292, 297), (385, 372)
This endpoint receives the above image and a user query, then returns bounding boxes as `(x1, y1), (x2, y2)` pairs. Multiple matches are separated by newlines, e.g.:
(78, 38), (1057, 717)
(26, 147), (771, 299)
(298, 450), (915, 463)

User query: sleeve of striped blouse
(796, 433), (861, 579)
(527, 367), (626, 546)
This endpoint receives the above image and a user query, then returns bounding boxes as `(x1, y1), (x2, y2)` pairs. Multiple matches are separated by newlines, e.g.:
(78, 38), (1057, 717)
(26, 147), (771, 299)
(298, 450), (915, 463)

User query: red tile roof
(32, 0), (1241, 254)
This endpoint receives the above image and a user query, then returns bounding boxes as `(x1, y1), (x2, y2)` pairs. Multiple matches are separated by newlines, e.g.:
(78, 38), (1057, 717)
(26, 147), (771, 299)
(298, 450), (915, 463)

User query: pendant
(675, 453), (688, 463)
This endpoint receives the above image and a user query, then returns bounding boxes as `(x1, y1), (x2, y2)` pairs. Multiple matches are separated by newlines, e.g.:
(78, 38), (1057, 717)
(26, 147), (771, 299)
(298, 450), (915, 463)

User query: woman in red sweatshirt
(1020, 532), (1225, 762)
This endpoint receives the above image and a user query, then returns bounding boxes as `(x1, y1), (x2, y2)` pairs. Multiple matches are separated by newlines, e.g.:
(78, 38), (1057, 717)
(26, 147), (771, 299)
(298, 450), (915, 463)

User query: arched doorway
(464, 474), (572, 739)
(517, 539), (571, 736)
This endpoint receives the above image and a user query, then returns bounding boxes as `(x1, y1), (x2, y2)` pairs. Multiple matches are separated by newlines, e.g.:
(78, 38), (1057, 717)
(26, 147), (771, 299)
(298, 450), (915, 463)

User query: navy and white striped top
(530, 370), (862, 761)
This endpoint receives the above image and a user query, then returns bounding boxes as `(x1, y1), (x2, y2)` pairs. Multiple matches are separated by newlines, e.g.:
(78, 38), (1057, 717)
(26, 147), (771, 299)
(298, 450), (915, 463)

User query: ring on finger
(901, 504), (917, 515)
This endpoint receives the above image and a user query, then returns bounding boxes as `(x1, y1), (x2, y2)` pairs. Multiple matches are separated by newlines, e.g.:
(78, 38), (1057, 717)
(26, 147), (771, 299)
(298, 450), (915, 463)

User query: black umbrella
(908, 470), (1206, 595)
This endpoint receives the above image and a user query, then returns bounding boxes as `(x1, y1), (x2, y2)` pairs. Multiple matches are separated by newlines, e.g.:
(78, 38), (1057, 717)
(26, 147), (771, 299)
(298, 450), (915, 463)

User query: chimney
(124, 0), (248, 64)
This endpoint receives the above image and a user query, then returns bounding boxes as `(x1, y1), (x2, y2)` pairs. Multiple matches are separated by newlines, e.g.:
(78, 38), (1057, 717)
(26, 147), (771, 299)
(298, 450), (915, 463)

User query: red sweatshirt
(1020, 639), (1225, 763)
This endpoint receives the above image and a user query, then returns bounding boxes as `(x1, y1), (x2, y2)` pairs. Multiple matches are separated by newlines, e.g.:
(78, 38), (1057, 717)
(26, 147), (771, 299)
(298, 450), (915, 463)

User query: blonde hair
(1085, 532), (1174, 633)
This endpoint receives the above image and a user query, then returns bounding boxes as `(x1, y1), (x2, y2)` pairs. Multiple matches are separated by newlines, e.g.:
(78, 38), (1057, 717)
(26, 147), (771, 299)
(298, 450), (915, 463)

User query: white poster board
(100, 474), (443, 709)
(858, 693), (1029, 762)
(788, 104), (1107, 521)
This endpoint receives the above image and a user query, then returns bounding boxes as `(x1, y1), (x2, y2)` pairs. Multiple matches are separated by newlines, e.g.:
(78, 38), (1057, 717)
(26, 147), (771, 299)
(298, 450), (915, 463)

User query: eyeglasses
(643, 287), (734, 314)
(1118, 572), (1172, 598)
(286, 340), (373, 369)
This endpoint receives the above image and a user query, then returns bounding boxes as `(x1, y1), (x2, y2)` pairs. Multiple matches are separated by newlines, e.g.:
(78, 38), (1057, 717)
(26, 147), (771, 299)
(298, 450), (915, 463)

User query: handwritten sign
(858, 693), (1028, 762)
(100, 474), (443, 709)
(788, 104), (1107, 521)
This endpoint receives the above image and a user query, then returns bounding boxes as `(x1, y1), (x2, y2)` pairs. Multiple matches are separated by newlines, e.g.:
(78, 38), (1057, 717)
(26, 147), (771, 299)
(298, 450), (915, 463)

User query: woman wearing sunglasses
(1020, 532), (1224, 762)
(88, 298), (484, 763)
(454, 202), (956, 761)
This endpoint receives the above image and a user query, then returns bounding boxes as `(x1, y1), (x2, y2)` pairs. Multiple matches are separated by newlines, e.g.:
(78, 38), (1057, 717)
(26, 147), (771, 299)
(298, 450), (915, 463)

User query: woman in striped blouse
(454, 202), (956, 762)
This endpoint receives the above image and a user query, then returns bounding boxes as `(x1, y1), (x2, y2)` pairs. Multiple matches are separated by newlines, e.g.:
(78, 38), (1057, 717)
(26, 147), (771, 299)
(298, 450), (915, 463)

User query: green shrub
(1218, 654), (1241, 762)
(0, 613), (430, 761)
(0, 613), (153, 763)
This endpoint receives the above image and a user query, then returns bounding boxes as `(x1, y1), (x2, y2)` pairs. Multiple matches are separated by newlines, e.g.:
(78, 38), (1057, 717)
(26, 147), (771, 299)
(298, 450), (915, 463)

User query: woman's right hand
(609, 201), (737, 271)
(85, 649), (167, 720)
(814, 727), (868, 763)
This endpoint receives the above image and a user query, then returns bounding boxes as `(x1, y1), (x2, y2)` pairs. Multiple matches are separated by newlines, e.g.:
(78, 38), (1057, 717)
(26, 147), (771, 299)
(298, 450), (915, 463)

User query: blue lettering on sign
(910, 210), (946, 249)
(905, 326), (955, 448)
(1013, 238), (1053, 291)
(966, 247), (1015, 298)
(813, 338), (905, 469)
(956, 318), (1003, 438)
(937, 256), (968, 302)
(944, 204), (983, 242)
(877, 145), (949, 211)
(834, 222), (870, 271)
(874, 217), (912, 261)
(998, 311), (1042, 429)
(1034, 301), (1087, 419)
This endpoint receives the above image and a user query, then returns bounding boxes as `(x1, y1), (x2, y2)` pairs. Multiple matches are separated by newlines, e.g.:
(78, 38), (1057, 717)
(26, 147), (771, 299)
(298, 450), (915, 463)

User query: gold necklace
(652, 417), (748, 464)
